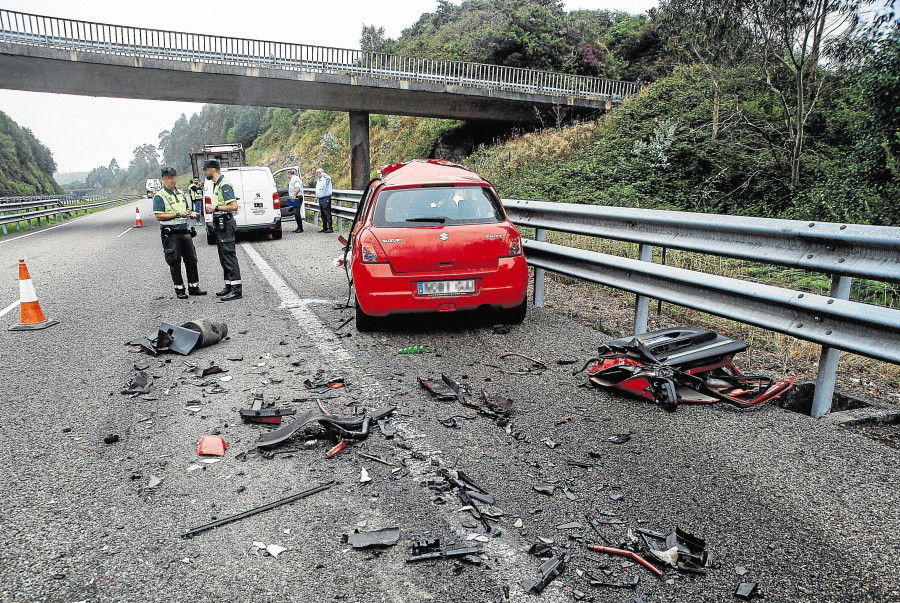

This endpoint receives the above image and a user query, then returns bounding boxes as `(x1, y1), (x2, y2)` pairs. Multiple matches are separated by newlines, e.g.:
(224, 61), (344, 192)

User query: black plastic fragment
(734, 582), (759, 600)
(345, 527), (401, 548)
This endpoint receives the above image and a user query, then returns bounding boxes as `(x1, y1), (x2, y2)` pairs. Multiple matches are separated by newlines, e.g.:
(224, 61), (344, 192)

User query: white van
(145, 178), (162, 198)
(203, 165), (299, 244)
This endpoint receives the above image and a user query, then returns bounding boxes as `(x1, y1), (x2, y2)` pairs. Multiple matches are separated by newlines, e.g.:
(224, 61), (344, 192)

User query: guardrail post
(533, 228), (546, 307)
(811, 274), (853, 418)
(633, 243), (654, 335)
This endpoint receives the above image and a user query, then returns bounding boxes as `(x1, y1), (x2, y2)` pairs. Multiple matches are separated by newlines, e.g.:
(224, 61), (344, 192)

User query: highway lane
(0, 205), (898, 602)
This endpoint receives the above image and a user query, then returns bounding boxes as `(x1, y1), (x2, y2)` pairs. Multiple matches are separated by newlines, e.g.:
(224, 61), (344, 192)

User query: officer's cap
(161, 166), (177, 177)
(203, 159), (220, 170)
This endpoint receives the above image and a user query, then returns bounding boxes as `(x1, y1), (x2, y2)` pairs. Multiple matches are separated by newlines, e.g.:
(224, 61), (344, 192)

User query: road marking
(0, 201), (137, 245)
(0, 300), (19, 318)
(116, 227), (134, 238)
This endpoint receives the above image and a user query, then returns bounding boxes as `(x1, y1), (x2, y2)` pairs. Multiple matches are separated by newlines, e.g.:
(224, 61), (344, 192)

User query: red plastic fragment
(326, 439), (346, 458)
(197, 435), (227, 456)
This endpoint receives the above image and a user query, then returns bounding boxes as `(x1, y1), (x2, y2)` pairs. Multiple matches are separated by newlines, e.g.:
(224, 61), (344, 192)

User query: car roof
(380, 159), (488, 187)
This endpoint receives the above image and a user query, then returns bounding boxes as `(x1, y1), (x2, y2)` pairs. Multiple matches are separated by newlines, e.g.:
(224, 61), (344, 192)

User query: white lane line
(0, 300), (19, 318)
(0, 201), (137, 245)
(240, 243), (352, 364)
(241, 242), (539, 599)
(116, 227), (134, 238)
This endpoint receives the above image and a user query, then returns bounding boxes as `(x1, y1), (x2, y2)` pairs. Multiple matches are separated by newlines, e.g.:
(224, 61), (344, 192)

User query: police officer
(153, 167), (206, 299)
(203, 159), (243, 301)
(188, 175), (204, 225)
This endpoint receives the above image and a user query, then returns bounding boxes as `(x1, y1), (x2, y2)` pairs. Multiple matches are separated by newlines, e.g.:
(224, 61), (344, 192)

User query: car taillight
(359, 231), (388, 264)
(506, 234), (522, 256)
(272, 192), (280, 210)
(204, 197), (211, 214)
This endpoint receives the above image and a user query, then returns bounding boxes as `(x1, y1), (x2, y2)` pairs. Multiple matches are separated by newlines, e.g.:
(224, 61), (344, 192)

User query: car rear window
(372, 186), (504, 227)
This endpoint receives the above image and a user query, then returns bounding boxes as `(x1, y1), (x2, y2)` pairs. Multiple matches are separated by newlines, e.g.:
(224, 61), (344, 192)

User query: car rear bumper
(205, 217), (282, 231)
(355, 257), (528, 317)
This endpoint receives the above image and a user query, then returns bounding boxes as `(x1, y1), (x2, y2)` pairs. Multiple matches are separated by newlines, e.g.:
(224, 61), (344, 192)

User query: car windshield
(373, 186), (504, 227)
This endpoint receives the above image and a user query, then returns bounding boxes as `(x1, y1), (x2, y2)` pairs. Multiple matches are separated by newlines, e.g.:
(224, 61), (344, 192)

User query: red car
(343, 160), (529, 331)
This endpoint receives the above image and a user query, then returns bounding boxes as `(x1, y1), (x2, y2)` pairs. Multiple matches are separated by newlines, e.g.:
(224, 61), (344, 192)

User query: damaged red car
(342, 160), (529, 331)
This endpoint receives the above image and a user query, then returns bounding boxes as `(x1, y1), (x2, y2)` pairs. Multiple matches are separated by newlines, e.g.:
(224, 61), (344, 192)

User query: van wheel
(355, 298), (378, 332)
(206, 232), (216, 246)
(499, 297), (527, 324)
(272, 227), (283, 240)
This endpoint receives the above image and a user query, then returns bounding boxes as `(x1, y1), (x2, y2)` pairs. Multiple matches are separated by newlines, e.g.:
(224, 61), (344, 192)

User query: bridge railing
(0, 9), (641, 101)
(299, 189), (900, 417)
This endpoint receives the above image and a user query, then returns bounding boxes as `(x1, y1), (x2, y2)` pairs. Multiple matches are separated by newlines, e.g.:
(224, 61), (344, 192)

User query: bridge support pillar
(349, 111), (370, 191)
(811, 275), (853, 418)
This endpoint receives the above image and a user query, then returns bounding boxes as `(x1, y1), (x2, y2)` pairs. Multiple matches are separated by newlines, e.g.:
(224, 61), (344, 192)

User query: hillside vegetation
(0, 111), (61, 197)
(77, 0), (899, 226)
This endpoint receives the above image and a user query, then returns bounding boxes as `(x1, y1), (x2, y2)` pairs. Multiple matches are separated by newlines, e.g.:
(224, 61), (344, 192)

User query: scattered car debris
(360, 467), (372, 483)
(251, 542), (288, 558)
(575, 328), (796, 410)
(358, 452), (396, 467)
(399, 345), (436, 354)
(522, 553), (568, 594)
(378, 421), (397, 438)
(418, 376), (458, 401)
(240, 392), (296, 425)
(586, 545), (663, 577)
(256, 404), (396, 448)
(303, 376), (345, 390)
(734, 582), (760, 600)
(129, 319), (228, 356)
(492, 324), (511, 335)
(406, 539), (484, 562)
(103, 434), (119, 445)
(121, 371), (151, 395)
(181, 481), (335, 538)
(146, 475), (162, 489)
(608, 434), (632, 444)
(345, 527), (401, 548)
(499, 352), (548, 370)
(197, 435), (227, 457)
(533, 484), (556, 496)
(326, 440), (346, 458)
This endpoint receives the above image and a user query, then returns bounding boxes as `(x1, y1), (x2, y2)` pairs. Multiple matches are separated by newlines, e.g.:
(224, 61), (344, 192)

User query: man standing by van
(188, 176), (204, 225)
(153, 167), (206, 299)
(315, 168), (333, 234)
(288, 169), (304, 233)
(203, 159), (243, 301)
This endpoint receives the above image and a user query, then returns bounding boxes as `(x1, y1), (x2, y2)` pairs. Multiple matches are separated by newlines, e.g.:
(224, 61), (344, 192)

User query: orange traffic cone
(9, 259), (58, 331)
(135, 207), (145, 227)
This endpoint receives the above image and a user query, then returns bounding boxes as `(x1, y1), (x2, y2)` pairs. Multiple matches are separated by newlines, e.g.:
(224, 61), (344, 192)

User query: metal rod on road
(181, 480), (335, 538)
(633, 243), (653, 335)
(811, 275), (853, 418)
(533, 228), (546, 307)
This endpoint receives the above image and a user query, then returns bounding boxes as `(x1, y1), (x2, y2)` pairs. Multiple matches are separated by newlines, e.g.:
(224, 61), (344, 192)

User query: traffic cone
(135, 207), (144, 227)
(9, 259), (58, 331)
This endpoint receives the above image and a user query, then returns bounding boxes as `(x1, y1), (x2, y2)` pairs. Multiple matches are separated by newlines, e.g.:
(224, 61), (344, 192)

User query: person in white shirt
(287, 169), (304, 233)
(315, 168), (334, 234)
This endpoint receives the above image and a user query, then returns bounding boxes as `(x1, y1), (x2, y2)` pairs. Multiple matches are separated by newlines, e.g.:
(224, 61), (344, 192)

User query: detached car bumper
(354, 257), (528, 317)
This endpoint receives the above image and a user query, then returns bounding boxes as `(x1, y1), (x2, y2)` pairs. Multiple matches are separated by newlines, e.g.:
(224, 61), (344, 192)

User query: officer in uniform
(153, 167), (206, 299)
(203, 159), (243, 301)
(188, 176), (204, 225)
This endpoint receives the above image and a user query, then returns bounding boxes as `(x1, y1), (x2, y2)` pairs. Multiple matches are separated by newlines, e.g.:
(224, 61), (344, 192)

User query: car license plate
(418, 280), (475, 296)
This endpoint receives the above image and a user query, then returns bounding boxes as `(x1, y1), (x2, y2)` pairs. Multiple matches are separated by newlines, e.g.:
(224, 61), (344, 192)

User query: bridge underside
(0, 43), (609, 123)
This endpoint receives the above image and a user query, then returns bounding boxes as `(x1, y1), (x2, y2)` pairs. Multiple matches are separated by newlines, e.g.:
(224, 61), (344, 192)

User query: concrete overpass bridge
(0, 9), (641, 187)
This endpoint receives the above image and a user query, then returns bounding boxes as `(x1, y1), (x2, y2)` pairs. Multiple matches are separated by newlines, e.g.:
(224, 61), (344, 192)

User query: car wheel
(272, 227), (283, 240)
(206, 232), (216, 246)
(499, 297), (527, 324)
(355, 298), (378, 332)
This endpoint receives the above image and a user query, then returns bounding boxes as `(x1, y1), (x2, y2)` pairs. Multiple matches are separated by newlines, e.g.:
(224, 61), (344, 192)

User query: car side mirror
(337, 235), (348, 246)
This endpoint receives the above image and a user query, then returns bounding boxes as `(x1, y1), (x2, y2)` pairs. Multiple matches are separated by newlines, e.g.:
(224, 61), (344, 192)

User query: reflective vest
(157, 186), (188, 226)
(189, 184), (203, 201)
(213, 175), (236, 210)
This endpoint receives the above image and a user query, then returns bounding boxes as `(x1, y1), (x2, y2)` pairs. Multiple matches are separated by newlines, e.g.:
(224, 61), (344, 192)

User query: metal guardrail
(1, 193), (106, 206)
(0, 9), (641, 102)
(301, 188), (899, 417)
(299, 189), (360, 235)
(0, 195), (140, 233)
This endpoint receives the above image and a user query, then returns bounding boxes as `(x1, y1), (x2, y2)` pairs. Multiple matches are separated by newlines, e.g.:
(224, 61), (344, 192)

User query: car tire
(272, 227), (283, 240)
(355, 298), (378, 332)
(499, 297), (527, 324)
(206, 232), (216, 246)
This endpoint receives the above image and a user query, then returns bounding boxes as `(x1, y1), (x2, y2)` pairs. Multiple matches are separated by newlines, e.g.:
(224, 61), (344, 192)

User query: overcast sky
(0, 0), (658, 174)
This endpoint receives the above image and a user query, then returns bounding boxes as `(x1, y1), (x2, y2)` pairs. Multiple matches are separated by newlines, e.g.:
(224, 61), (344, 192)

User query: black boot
(175, 287), (188, 299)
(215, 285), (232, 297)
(221, 285), (242, 301)
(189, 285), (207, 296)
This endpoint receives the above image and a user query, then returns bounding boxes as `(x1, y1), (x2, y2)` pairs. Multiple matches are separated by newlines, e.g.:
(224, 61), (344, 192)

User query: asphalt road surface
(1, 201), (898, 603)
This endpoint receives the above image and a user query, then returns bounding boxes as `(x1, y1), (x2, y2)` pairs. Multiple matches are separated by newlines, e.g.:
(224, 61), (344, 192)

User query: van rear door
(219, 169), (245, 226)
(236, 167), (279, 228)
